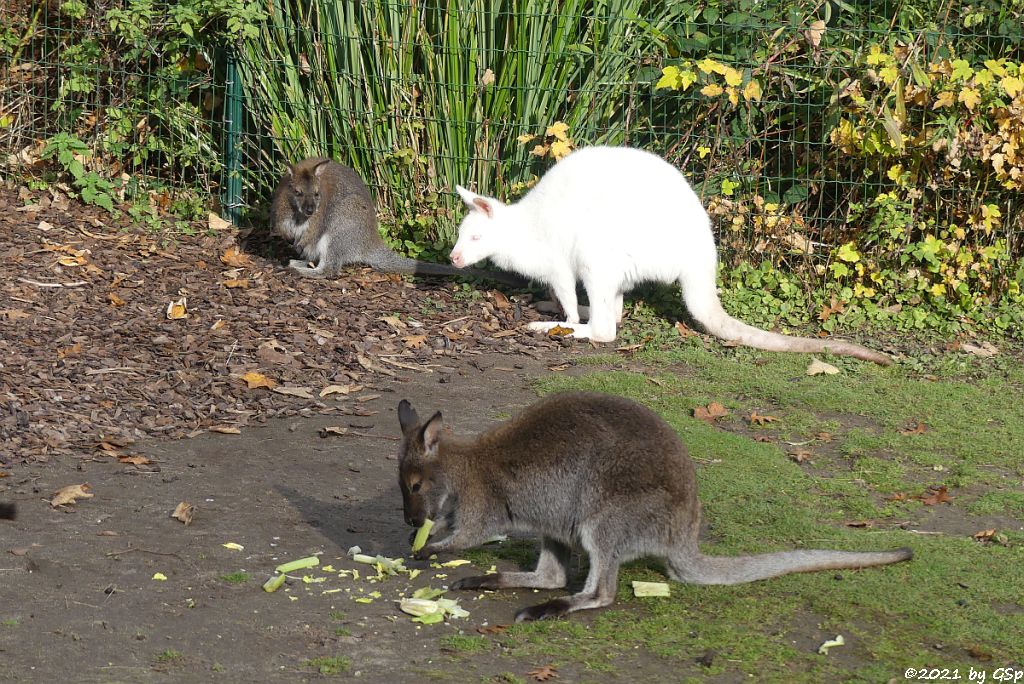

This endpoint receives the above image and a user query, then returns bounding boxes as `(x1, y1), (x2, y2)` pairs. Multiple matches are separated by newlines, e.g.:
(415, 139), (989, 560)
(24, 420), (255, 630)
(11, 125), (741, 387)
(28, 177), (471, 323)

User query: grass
(220, 571), (250, 585)
(306, 656), (351, 676)
(455, 342), (1024, 680)
(155, 649), (183, 663)
(439, 634), (492, 655)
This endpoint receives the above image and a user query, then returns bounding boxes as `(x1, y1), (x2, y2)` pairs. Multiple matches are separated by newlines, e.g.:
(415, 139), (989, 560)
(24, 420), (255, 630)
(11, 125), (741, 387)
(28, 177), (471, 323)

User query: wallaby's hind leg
(515, 534), (620, 622)
(451, 537), (571, 591)
(288, 259), (336, 279)
(528, 271), (581, 335)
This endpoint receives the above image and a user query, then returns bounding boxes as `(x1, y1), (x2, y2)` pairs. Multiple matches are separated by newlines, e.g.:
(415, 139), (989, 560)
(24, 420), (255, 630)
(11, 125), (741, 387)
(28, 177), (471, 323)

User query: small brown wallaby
(0, 503), (15, 520)
(270, 157), (523, 285)
(396, 392), (912, 622)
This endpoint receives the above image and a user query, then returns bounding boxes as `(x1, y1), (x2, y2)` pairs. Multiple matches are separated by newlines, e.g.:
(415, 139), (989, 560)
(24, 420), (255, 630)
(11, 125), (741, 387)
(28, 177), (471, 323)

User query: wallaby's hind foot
(288, 259), (332, 279)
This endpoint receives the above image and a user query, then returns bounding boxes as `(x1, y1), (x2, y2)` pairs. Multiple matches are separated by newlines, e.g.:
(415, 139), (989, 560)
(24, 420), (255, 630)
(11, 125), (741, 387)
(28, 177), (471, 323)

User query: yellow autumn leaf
(879, 65), (899, 85)
(108, 292), (126, 307)
(866, 45), (886, 66)
(222, 278), (250, 289)
(516, 133), (535, 144)
(241, 371), (277, 390)
(545, 121), (569, 141)
(985, 59), (1007, 77)
(887, 164), (903, 181)
(550, 140), (573, 160)
(701, 83), (723, 97)
(220, 246), (253, 268)
(723, 67), (742, 87)
(166, 297), (188, 320)
(697, 146), (711, 158)
(697, 58), (724, 74)
(958, 87), (981, 110)
(1001, 75), (1023, 98)
(530, 144), (549, 157)
(726, 87), (739, 106)
(932, 91), (955, 109)
(743, 79), (762, 102)
(655, 65), (681, 90)
(974, 69), (994, 86)
(930, 283), (946, 297)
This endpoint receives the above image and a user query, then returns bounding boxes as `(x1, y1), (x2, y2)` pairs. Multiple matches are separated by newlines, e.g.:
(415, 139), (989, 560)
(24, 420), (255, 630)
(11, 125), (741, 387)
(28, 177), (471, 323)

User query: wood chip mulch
(0, 185), (564, 464)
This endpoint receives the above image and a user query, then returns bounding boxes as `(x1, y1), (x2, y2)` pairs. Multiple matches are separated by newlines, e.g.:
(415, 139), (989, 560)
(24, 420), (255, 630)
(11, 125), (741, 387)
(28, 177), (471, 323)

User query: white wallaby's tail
(671, 547), (912, 585)
(680, 272), (892, 365)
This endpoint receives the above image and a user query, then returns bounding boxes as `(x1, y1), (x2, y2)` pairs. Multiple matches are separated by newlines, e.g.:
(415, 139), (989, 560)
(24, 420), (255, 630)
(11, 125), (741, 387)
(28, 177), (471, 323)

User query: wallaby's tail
(671, 547), (912, 585)
(680, 271), (891, 365)
(0, 503), (16, 520)
(367, 250), (526, 287)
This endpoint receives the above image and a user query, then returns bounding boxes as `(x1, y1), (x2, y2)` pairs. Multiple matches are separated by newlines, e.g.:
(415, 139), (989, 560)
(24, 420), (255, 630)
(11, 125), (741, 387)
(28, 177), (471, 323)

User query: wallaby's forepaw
(515, 598), (572, 622)
(413, 545), (440, 561)
(451, 575), (501, 591)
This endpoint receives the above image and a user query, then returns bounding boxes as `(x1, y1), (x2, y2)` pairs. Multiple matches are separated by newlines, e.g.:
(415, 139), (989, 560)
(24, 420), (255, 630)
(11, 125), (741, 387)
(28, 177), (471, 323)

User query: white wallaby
(450, 146), (890, 365)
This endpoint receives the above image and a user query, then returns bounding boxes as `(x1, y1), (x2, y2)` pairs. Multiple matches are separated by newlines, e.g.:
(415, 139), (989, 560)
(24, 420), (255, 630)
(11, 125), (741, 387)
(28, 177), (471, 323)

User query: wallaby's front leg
(515, 540), (620, 622)
(452, 537), (571, 591)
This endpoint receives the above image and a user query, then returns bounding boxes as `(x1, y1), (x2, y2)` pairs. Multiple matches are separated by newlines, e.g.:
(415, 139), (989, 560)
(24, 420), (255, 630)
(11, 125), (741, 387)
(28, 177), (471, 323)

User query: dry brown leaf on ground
(208, 213), (232, 232)
(117, 455), (151, 466)
(272, 386), (315, 399)
(546, 325), (574, 338)
(403, 334), (428, 349)
(899, 421), (928, 435)
(917, 485), (953, 505)
(222, 278), (250, 289)
(528, 664), (558, 681)
(165, 297), (188, 320)
(788, 449), (813, 463)
(476, 624), (510, 635)
(240, 371), (277, 390)
(319, 426), (349, 437)
(961, 341), (998, 358)
(675, 321), (695, 337)
(51, 483), (93, 507)
(816, 431), (833, 442)
(220, 245), (252, 268)
(694, 402), (729, 424)
(320, 384), (363, 398)
(750, 411), (778, 426)
(490, 291), (510, 309)
(171, 502), (194, 526)
(108, 292), (126, 306)
(208, 425), (242, 435)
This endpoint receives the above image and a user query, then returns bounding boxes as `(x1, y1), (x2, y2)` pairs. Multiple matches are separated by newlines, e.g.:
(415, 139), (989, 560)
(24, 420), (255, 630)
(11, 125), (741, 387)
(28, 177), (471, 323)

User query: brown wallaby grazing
(396, 392), (912, 622)
(270, 157), (523, 285)
(0, 503), (15, 520)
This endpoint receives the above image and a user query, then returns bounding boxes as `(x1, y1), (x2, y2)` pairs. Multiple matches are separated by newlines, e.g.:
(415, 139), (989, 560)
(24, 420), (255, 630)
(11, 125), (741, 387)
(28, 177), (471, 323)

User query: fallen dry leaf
(973, 529), (996, 541)
(320, 384), (363, 398)
(886, 492), (909, 502)
(403, 334), (428, 349)
(966, 645), (993, 662)
(750, 411), (778, 426)
(272, 386), (315, 399)
(57, 342), (82, 359)
(108, 292), (126, 307)
(476, 624), (510, 635)
(547, 363), (569, 372)
(0, 309), (31, 321)
(788, 449), (813, 463)
(615, 343), (643, 352)
(816, 432), (833, 442)
(51, 483), (93, 507)
(546, 325), (574, 338)
(961, 341), (998, 358)
(165, 297), (188, 320)
(917, 485), (953, 506)
(899, 421), (927, 436)
(319, 426), (349, 437)
(220, 245), (252, 268)
(241, 371), (277, 390)
(694, 402), (729, 424)
(845, 520), (875, 528)
(222, 278), (250, 289)
(172, 501), (194, 526)
(117, 455), (151, 466)
(491, 290), (510, 309)
(208, 212), (232, 231)
(675, 321), (695, 337)
(208, 425), (242, 435)
(528, 664), (558, 682)
(806, 358), (840, 376)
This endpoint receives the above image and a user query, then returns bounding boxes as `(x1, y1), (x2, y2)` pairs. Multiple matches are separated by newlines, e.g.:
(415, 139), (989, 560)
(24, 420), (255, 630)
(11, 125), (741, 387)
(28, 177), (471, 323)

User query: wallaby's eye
(470, 234), (481, 242)
(294, 188), (303, 196)
(411, 482), (422, 493)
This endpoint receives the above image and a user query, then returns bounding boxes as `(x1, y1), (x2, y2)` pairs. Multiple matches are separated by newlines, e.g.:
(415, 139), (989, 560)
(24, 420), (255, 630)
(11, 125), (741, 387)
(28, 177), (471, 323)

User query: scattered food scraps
(817, 635), (845, 655)
(631, 581), (670, 598)
(152, 573), (168, 581)
(275, 556), (320, 574)
(221, 542), (244, 551)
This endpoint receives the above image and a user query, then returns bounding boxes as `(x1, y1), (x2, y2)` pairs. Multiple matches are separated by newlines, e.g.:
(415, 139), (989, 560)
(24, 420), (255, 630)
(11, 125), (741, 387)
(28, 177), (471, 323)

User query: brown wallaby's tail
(670, 547), (912, 585)
(367, 250), (527, 286)
(680, 272), (891, 365)
(0, 503), (16, 520)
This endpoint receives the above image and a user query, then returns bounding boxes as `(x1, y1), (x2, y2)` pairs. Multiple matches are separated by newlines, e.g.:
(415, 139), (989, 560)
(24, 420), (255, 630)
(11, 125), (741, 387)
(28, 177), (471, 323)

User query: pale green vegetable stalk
(262, 573), (287, 592)
(275, 556), (320, 574)
(411, 518), (435, 553)
(631, 580), (670, 597)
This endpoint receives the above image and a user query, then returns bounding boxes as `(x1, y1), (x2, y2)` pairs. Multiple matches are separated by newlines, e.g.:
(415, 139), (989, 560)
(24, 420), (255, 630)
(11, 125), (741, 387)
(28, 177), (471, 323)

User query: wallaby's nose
(450, 250), (464, 268)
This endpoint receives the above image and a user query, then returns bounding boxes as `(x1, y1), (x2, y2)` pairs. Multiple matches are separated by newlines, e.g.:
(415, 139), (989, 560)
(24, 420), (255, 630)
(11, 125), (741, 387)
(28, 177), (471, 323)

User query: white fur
(277, 215), (309, 242)
(450, 147), (718, 343)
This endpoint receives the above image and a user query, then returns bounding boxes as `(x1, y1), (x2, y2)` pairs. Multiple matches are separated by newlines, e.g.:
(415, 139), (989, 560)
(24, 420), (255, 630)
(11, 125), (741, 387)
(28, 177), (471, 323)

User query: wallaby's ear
(455, 186), (494, 218)
(397, 399), (419, 435)
(420, 411), (444, 457)
(284, 164), (295, 179)
(313, 159), (331, 177)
